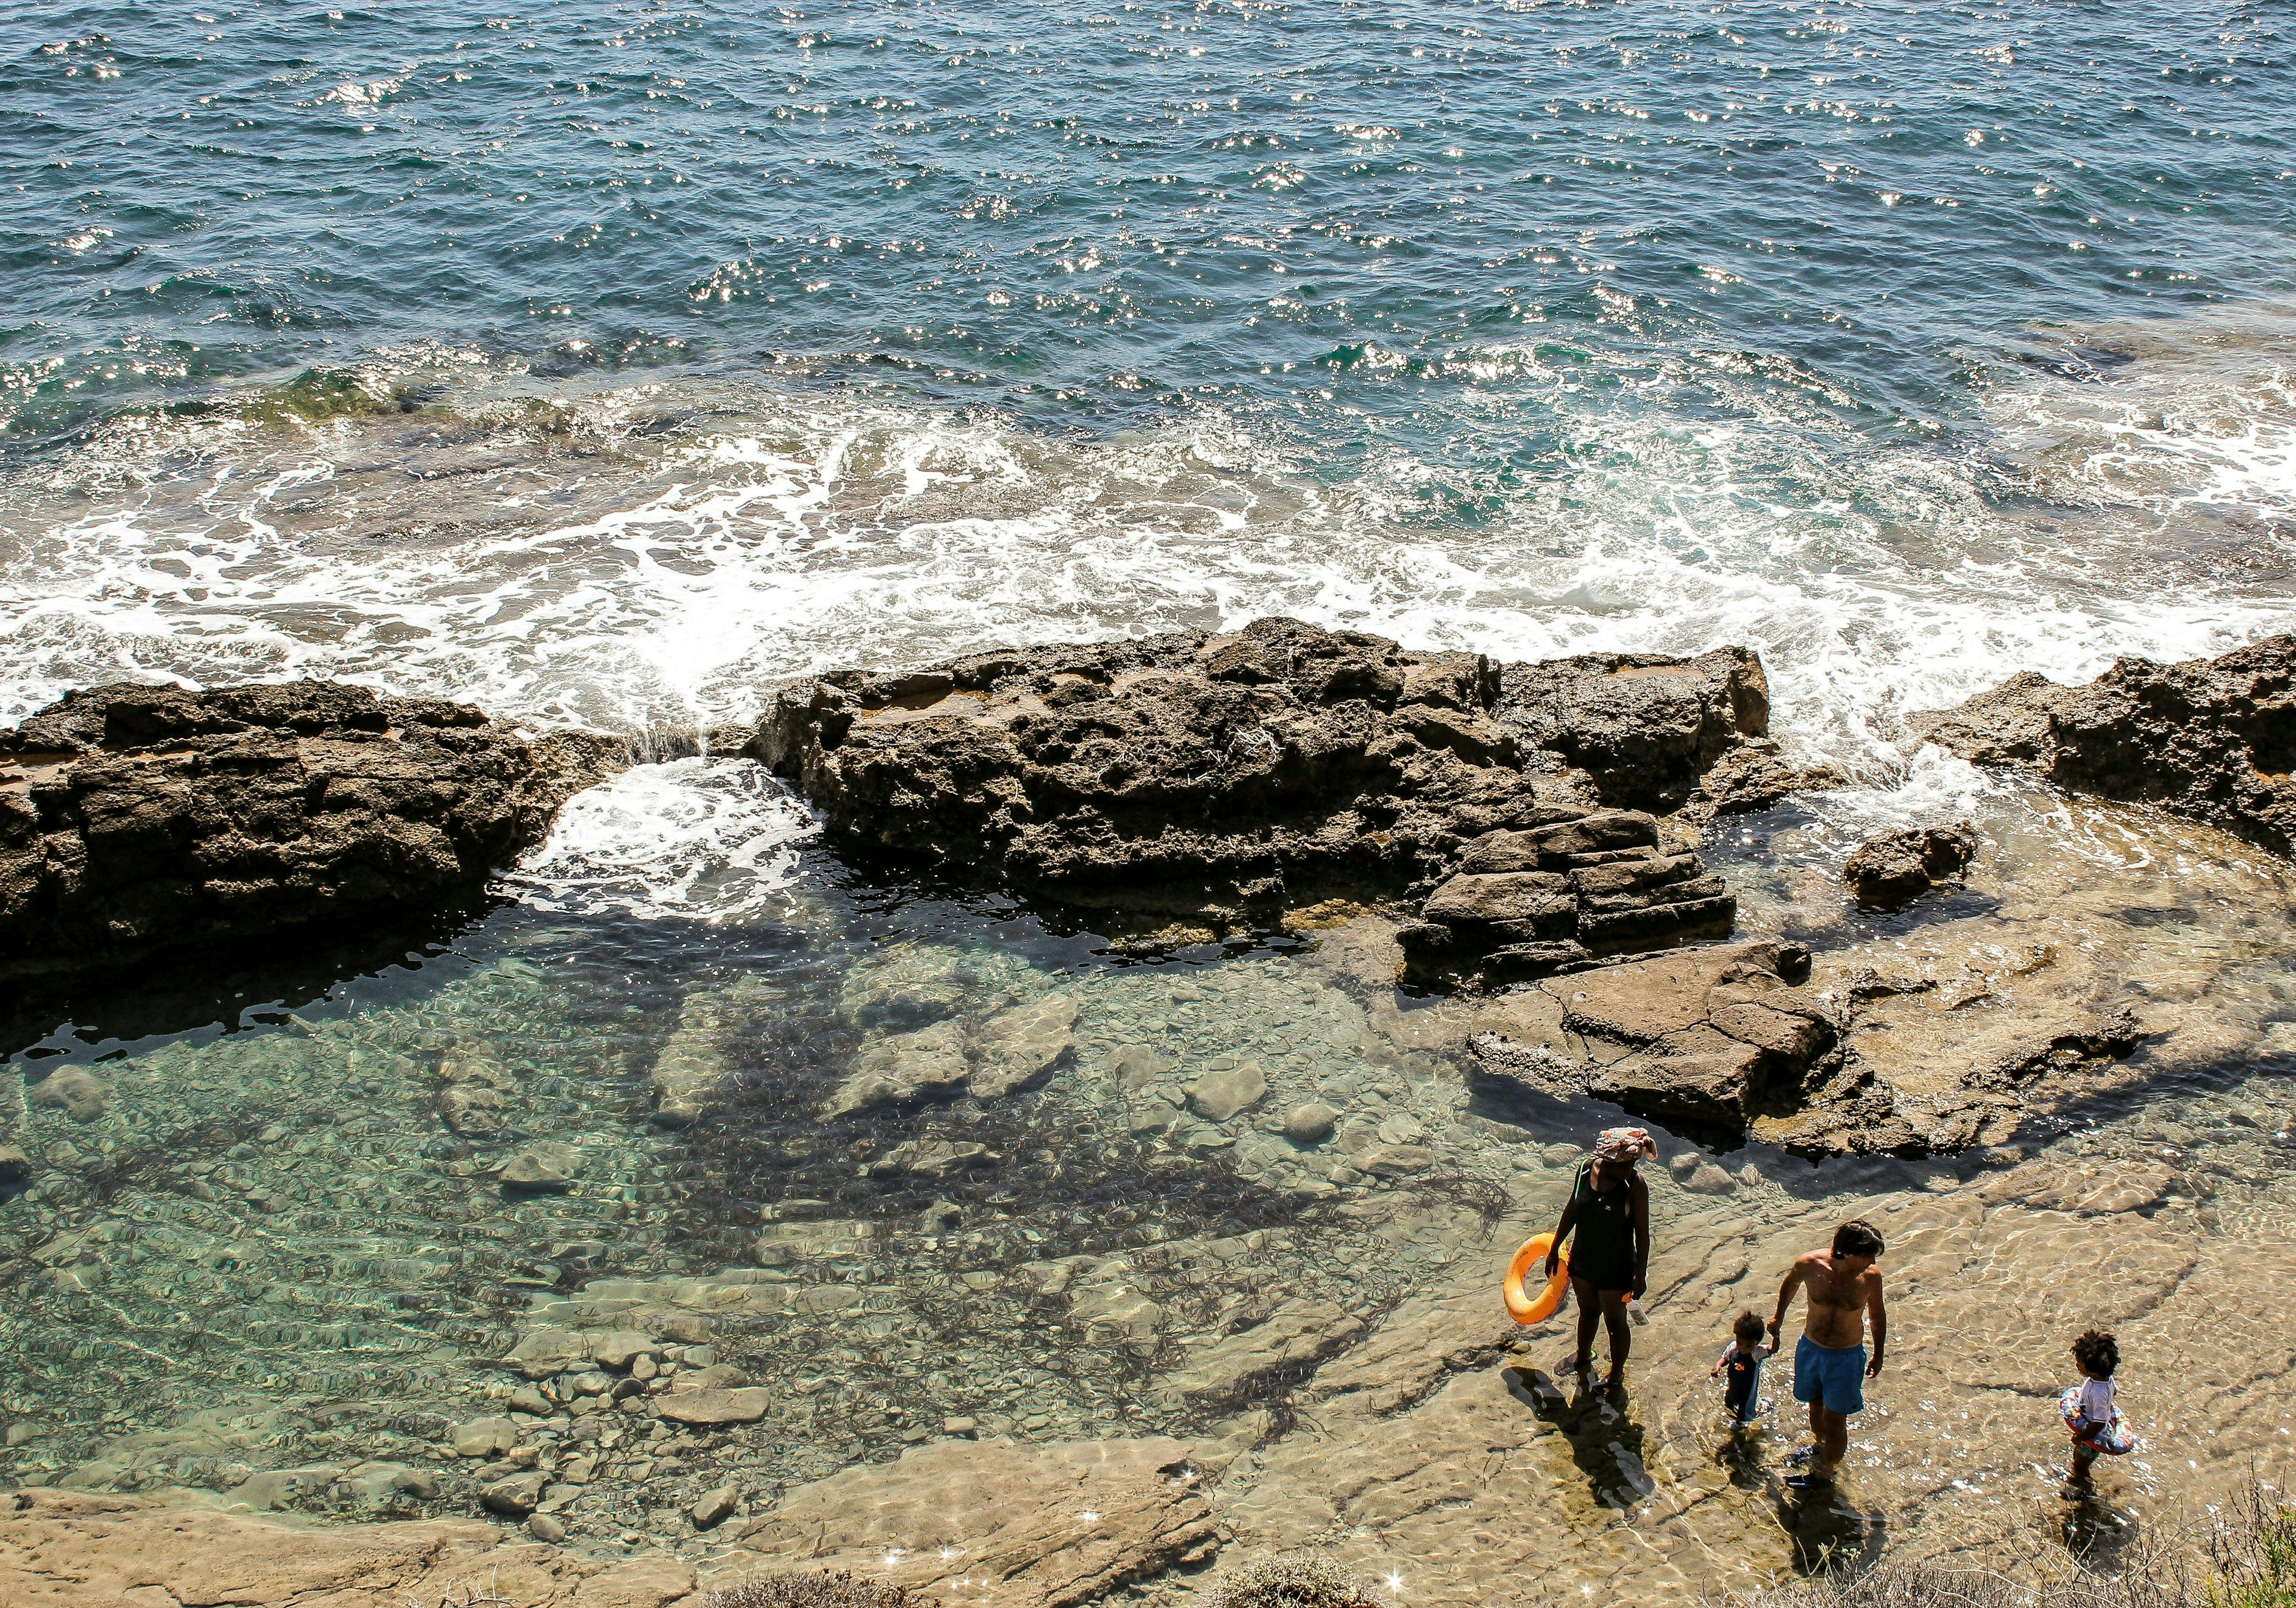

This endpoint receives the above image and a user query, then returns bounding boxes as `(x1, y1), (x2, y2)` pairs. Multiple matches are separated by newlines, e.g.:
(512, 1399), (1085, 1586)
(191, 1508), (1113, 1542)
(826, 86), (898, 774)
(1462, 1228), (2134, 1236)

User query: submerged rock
(0, 681), (621, 987)
(1914, 634), (2296, 856)
(28, 1067), (108, 1122)
(735, 1436), (1220, 1607)
(1845, 823), (1980, 908)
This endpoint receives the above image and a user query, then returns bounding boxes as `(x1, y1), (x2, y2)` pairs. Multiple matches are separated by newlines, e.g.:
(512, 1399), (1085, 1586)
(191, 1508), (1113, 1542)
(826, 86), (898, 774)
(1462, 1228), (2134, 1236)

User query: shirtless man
(1766, 1219), (1887, 1490)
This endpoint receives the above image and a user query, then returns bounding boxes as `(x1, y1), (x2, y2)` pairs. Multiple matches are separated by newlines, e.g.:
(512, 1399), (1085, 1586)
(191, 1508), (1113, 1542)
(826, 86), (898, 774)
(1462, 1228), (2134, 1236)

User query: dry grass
(703, 1571), (938, 1608)
(1204, 1549), (1397, 1608)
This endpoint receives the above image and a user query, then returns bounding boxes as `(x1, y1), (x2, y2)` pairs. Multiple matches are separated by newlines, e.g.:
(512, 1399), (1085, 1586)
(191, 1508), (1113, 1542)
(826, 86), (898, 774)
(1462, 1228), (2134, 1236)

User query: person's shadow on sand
(1505, 1365), (1656, 1511)
(1772, 1473), (1886, 1577)
(2057, 1488), (2141, 1566)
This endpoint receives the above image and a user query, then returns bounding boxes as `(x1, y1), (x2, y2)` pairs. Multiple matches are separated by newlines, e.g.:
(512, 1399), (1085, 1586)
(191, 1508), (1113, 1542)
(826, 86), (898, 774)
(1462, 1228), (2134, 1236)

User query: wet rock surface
(1843, 823), (1979, 908)
(1493, 645), (1770, 810)
(1466, 941), (1837, 1139)
(0, 681), (622, 987)
(1915, 633), (2296, 856)
(750, 618), (1747, 981)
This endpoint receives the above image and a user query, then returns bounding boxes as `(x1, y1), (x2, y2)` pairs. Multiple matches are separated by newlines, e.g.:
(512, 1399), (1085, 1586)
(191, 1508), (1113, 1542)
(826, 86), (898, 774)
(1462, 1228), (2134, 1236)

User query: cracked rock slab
(731, 1437), (1218, 1608)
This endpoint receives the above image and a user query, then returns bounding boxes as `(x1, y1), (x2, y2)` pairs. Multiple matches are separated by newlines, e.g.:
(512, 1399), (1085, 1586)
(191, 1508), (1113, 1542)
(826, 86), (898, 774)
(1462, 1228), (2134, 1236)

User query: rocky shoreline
(1, 681), (625, 990)
(8, 628), (2289, 1154)
(5, 629), (2296, 1607)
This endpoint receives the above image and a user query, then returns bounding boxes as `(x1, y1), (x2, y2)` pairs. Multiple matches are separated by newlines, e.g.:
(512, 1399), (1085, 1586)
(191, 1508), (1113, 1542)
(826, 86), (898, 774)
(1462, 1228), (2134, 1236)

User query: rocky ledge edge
(10, 625), (2285, 1154)
(1, 680), (631, 990)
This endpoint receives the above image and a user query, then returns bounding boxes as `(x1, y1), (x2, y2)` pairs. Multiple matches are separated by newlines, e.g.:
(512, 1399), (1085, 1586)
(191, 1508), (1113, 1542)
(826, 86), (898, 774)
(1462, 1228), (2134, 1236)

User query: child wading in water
(2062, 1328), (2134, 1496)
(1711, 1310), (1769, 1426)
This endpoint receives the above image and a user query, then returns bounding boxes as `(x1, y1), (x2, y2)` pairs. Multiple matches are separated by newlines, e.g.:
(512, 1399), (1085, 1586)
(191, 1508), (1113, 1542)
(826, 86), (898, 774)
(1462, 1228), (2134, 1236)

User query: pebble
(502, 1144), (578, 1192)
(1186, 1061), (1268, 1123)
(451, 1417), (520, 1458)
(0, 1145), (29, 1188)
(29, 1068), (108, 1123)
(479, 1470), (549, 1517)
(1283, 1102), (1339, 1145)
(690, 1485), (739, 1529)
(526, 1514), (567, 1544)
(943, 1416), (978, 1437)
(1683, 1162), (1737, 1196)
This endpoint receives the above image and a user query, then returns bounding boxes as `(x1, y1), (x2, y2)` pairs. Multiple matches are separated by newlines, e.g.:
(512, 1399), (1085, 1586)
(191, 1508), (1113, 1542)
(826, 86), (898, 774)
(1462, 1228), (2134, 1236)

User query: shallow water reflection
(3, 774), (2293, 1601)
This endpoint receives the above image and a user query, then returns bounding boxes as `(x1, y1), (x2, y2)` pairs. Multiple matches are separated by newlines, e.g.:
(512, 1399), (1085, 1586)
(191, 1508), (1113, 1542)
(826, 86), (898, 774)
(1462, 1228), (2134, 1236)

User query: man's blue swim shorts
(1793, 1335), (1866, 1415)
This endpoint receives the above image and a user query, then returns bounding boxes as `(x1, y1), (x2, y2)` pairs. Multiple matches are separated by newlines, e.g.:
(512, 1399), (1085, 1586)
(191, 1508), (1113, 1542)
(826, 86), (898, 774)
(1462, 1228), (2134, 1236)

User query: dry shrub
(703, 1572), (936, 1608)
(1735, 1490), (2295, 1608)
(1205, 1550), (1395, 1608)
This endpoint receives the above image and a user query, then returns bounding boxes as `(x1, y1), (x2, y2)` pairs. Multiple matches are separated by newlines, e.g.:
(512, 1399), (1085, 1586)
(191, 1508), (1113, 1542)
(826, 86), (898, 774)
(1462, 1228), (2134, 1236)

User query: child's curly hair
(2072, 1329), (2119, 1378)
(1733, 1310), (1766, 1345)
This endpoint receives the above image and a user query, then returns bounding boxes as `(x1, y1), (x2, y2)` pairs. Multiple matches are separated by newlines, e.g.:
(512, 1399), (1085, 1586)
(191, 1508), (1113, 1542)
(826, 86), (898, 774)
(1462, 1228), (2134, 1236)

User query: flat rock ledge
(0, 681), (622, 987)
(1467, 941), (1836, 1141)
(1915, 632), (2295, 856)
(747, 617), (1762, 983)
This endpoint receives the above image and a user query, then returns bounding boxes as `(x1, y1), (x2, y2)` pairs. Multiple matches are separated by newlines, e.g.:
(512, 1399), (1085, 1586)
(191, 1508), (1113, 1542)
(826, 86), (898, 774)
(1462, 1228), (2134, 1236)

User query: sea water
(3, 2), (2294, 1599)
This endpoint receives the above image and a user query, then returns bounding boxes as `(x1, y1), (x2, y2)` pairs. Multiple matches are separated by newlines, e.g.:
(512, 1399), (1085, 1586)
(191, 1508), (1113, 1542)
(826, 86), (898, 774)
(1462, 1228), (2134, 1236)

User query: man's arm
(1629, 1176), (1651, 1299)
(1866, 1273), (1888, 1377)
(1766, 1256), (1807, 1352)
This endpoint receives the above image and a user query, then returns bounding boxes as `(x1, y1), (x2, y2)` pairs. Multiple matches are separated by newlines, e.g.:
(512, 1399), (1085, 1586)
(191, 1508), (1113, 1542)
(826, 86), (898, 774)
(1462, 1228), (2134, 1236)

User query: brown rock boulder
(1844, 823), (1980, 908)
(747, 617), (1548, 922)
(1468, 941), (1834, 1137)
(1913, 635), (2296, 855)
(0, 681), (622, 987)
(1495, 645), (1770, 809)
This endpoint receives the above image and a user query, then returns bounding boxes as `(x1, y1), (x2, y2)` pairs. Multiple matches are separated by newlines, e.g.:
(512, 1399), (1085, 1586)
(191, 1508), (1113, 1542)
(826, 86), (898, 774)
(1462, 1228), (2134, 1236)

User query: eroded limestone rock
(1494, 645), (1770, 809)
(750, 618), (1748, 982)
(1914, 634), (2296, 856)
(1467, 941), (1834, 1138)
(1845, 823), (1979, 908)
(0, 681), (620, 987)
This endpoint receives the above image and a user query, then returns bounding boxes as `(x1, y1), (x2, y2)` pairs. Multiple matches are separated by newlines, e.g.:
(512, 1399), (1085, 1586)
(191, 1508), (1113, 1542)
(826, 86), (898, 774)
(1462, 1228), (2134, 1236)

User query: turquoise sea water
(1, 0), (2291, 744)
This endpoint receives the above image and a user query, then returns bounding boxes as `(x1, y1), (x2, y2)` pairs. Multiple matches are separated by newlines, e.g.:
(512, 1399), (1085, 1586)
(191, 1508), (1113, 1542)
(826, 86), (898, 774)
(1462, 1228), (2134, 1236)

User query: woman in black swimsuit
(1543, 1127), (1654, 1386)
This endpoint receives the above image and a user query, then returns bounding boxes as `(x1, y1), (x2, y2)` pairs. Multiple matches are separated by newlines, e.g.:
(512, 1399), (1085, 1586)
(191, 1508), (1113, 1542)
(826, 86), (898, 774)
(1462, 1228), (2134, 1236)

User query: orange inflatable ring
(1503, 1232), (1571, 1325)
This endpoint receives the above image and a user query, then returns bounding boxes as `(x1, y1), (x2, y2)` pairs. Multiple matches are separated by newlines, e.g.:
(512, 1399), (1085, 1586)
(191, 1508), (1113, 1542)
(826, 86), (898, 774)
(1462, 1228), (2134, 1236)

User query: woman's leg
(1599, 1289), (1632, 1383)
(1570, 1278), (1600, 1369)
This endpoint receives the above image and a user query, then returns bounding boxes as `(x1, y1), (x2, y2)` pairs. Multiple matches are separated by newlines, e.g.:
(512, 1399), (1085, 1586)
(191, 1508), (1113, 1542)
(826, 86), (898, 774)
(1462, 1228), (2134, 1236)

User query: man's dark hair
(1833, 1219), (1885, 1258)
(2073, 1329), (2119, 1378)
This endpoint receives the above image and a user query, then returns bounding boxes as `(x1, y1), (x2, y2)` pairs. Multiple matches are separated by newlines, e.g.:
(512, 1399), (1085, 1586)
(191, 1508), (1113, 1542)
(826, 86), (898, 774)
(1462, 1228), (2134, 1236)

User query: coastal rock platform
(748, 617), (1754, 983)
(0, 681), (622, 988)
(1916, 633), (2296, 855)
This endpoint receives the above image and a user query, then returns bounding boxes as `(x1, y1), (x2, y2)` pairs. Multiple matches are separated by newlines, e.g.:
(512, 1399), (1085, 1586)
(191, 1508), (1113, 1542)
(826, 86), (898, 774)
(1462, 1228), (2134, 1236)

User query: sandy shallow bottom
(2, 772), (2293, 1606)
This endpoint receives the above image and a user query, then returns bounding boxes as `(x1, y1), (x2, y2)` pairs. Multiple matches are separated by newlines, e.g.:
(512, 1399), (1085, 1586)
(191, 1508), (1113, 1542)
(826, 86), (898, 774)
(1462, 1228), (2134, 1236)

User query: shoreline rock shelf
(1915, 633), (2295, 856)
(0, 681), (622, 988)
(747, 617), (1757, 984)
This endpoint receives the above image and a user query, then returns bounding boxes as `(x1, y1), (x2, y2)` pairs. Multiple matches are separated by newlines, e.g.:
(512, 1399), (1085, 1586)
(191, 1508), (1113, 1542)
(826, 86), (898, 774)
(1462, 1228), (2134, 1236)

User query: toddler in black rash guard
(1712, 1310), (1769, 1426)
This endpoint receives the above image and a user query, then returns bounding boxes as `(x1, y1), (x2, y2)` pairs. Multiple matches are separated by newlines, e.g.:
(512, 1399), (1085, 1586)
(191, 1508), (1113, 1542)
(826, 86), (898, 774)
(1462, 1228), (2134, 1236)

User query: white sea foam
(508, 757), (814, 924)
(2, 317), (2292, 900)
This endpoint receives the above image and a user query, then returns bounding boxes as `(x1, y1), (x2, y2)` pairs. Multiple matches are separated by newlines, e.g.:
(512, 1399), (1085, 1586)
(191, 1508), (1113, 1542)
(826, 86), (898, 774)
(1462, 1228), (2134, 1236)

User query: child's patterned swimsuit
(1721, 1344), (1763, 1422)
